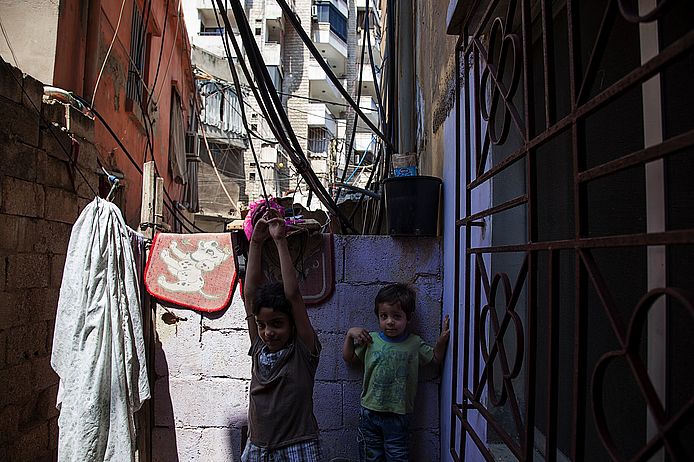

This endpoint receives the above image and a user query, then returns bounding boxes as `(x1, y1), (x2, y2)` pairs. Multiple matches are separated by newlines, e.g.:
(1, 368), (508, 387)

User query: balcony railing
(308, 103), (337, 138)
(263, 42), (282, 67)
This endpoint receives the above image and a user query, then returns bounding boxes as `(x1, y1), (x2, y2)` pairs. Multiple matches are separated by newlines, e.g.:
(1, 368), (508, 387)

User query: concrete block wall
(0, 58), (99, 461)
(153, 235), (444, 461)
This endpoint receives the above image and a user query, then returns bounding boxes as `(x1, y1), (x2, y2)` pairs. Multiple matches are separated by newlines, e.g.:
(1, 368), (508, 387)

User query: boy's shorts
(241, 438), (323, 462)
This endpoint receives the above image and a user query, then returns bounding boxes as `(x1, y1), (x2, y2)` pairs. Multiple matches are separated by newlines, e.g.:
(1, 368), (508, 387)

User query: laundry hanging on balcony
(51, 197), (150, 462)
(144, 232), (238, 312)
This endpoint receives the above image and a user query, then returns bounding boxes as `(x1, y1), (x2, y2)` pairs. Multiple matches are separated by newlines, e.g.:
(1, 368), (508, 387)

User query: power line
(0, 15), (20, 68)
(91, 0), (127, 107)
(217, 0), (357, 233)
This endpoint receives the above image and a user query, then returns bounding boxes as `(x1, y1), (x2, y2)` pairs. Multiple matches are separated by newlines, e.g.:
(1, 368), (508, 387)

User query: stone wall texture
(153, 235), (444, 461)
(0, 57), (99, 461)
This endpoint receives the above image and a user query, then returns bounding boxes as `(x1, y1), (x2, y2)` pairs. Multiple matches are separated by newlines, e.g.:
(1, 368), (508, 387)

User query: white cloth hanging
(51, 197), (150, 462)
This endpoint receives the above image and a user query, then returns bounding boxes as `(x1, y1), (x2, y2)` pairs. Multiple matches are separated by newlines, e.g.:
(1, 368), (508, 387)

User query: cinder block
(21, 74), (44, 114)
(337, 353), (363, 382)
(152, 426), (202, 462)
(50, 254), (66, 288)
(342, 380), (363, 429)
(307, 290), (342, 333)
(24, 288), (58, 323)
(36, 148), (47, 185)
(153, 377), (175, 427)
(0, 140), (39, 182)
(0, 361), (34, 408)
(319, 428), (360, 461)
(0, 329), (5, 369)
(156, 308), (204, 378)
(0, 58), (22, 102)
(8, 423), (51, 461)
(6, 322), (47, 366)
(199, 427), (238, 461)
(43, 156), (72, 189)
(74, 169), (99, 200)
(0, 257), (5, 293)
(0, 291), (24, 330)
(19, 384), (59, 431)
(31, 356), (59, 391)
(1, 177), (45, 218)
(200, 329), (252, 379)
(165, 377), (249, 428)
(0, 404), (20, 446)
(314, 381), (342, 431)
(44, 187), (79, 224)
(202, 293), (247, 331)
(0, 101), (40, 147)
(76, 139), (98, 172)
(410, 429), (440, 462)
(15, 218), (70, 259)
(66, 109), (95, 144)
(315, 331), (343, 381)
(342, 236), (442, 284)
(48, 417), (58, 450)
(411, 381), (440, 431)
(39, 123), (72, 162)
(151, 426), (177, 462)
(334, 235), (347, 282)
(337, 283), (383, 331)
(6, 254), (49, 289)
(0, 214), (19, 252)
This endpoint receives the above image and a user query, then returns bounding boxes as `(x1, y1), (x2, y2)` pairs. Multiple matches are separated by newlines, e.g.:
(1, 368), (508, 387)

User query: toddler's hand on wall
(347, 327), (372, 345)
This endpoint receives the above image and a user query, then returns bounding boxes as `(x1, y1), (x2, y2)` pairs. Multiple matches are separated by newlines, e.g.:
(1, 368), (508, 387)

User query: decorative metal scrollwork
(479, 272), (525, 408)
(592, 287), (694, 461)
(480, 16), (522, 146)
(617, 0), (670, 23)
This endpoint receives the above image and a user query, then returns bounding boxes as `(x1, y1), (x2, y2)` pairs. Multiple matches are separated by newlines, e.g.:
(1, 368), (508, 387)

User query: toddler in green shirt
(343, 283), (450, 462)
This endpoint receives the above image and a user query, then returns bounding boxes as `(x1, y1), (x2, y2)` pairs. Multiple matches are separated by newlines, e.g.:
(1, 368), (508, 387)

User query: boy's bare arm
(269, 218), (317, 354)
(343, 327), (371, 366)
(432, 314), (450, 365)
(243, 218), (271, 343)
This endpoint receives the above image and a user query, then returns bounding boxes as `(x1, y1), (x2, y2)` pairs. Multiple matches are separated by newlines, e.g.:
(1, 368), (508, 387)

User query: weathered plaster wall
(414, 0), (458, 179)
(0, 58), (100, 461)
(153, 235), (445, 461)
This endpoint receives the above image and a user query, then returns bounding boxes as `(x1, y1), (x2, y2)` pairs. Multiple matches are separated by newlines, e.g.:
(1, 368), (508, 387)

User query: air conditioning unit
(311, 5), (318, 18)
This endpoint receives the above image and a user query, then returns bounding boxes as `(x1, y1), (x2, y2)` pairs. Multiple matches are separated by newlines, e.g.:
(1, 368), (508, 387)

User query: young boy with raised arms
(343, 283), (450, 462)
(241, 210), (322, 461)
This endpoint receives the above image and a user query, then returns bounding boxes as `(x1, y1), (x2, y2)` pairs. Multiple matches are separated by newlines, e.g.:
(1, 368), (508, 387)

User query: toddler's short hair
(253, 281), (293, 319)
(374, 283), (416, 320)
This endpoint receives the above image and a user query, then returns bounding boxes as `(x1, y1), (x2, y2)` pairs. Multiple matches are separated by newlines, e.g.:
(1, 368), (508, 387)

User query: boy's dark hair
(253, 281), (293, 319)
(374, 283), (416, 320)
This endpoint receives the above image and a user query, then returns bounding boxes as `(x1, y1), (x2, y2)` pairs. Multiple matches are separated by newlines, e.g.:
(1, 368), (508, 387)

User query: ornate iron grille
(451, 0), (694, 460)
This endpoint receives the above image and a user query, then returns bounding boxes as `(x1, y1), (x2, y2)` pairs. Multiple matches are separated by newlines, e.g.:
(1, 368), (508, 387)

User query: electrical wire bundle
(212, 0), (400, 234)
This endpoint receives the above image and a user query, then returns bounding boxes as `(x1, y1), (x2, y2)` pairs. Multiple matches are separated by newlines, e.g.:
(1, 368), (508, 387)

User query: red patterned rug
(144, 233), (237, 312)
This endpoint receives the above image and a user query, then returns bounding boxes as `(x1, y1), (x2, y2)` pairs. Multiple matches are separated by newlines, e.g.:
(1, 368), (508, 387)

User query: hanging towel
(144, 232), (237, 312)
(51, 197), (150, 462)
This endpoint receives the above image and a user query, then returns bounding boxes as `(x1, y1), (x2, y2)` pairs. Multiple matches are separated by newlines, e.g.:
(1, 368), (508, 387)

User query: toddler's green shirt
(355, 332), (434, 415)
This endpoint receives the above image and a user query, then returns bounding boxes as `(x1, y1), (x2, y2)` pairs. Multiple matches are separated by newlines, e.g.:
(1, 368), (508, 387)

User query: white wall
(0, 0), (59, 84)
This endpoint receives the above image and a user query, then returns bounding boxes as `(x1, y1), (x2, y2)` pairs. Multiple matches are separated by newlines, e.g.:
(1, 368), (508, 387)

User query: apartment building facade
(183, 0), (382, 212)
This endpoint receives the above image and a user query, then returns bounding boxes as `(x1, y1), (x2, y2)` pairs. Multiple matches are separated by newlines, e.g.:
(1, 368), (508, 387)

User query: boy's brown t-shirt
(247, 333), (321, 449)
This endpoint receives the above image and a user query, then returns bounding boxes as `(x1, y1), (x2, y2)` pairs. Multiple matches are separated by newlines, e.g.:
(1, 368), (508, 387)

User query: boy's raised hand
(251, 217), (271, 244)
(268, 216), (287, 241)
(347, 327), (372, 345)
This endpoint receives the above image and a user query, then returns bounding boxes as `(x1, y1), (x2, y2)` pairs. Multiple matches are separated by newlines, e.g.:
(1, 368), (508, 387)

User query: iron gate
(450, 0), (694, 460)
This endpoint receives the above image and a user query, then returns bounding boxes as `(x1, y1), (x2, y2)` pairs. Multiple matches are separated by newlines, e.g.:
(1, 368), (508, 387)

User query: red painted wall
(54, 0), (195, 227)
